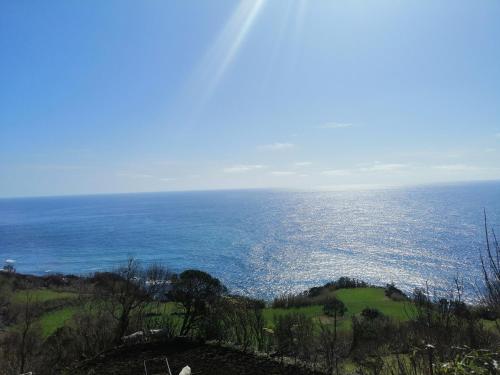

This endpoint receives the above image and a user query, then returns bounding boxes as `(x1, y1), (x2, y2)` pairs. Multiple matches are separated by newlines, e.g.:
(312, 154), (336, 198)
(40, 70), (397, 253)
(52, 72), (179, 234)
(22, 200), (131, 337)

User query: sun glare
(187, 0), (266, 112)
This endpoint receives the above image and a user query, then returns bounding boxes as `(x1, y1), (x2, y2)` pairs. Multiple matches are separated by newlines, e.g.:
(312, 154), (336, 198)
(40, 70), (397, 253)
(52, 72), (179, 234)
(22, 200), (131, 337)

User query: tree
(322, 298), (347, 374)
(2, 261), (15, 273)
(323, 297), (347, 341)
(273, 312), (314, 362)
(0, 277), (12, 327)
(479, 212), (500, 333)
(169, 269), (227, 336)
(2, 290), (42, 375)
(94, 258), (171, 343)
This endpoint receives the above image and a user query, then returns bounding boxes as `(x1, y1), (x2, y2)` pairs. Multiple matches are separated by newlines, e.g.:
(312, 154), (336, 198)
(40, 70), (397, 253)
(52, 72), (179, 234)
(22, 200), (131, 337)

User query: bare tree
(323, 297), (347, 343)
(5, 290), (42, 374)
(94, 258), (170, 343)
(480, 212), (500, 334)
(0, 277), (12, 328)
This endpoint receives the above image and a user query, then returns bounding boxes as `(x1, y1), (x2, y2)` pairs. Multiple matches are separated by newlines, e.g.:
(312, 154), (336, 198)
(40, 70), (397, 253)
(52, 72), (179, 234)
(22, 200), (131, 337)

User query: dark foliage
(385, 282), (407, 301)
(361, 307), (383, 320)
(169, 269), (227, 336)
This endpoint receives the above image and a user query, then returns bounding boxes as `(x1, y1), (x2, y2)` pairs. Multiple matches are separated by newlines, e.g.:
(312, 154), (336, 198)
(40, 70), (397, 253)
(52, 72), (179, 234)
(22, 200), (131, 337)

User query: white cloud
(318, 122), (353, 129)
(258, 142), (294, 151)
(159, 177), (177, 182)
(359, 162), (408, 172)
(270, 171), (296, 176)
(116, 172), (154, 179)
(153, 160), (178, 166)
(317, 184), (388, 191)
(495, 133), (500, 138)
(321, 162), (408, 177)
(294, 161), (312, 167)
(431, 164), (479, 172)
(26, 164), (88, 171)
(321, 169), (351, 176)
(223, 164), (266, 173)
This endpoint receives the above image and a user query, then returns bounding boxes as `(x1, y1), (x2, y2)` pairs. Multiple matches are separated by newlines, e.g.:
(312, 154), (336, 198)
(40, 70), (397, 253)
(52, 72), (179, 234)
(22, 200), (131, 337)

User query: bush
(352, 313), (403, 358)
(272, 292), (313, 309)
(273, 312), (315, 361)
(206, 295), (266, 351)
(272, 277), (370, 309)
(361, 307), (383, 320)
(435, 348), (500, 375)
(169, 269), (227, 336)
(325, 276), (369, 290)
(384, 282), (407, 301)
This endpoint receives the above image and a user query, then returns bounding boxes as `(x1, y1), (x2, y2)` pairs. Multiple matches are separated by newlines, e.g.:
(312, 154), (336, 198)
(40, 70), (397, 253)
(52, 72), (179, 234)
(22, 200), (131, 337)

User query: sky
(1, 0), (499, 197)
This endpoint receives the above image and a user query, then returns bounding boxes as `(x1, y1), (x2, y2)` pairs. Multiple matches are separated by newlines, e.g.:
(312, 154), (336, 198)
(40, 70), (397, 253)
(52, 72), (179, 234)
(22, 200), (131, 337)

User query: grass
(263, 305), (324, 327)
(263, 287), (411, 330)
(482, 318), (499, 331)
(335, 287), (412, 321)
(10, 288), (78, 338)
(38, 306), (78, 337)
(25, 286), (410, 338)
(13, 288), (77, 303)
(34, 301), (183, 339)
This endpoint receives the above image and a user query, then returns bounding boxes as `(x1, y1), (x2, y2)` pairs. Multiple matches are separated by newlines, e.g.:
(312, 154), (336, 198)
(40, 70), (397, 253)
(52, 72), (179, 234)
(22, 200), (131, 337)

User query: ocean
(1, 181), (499, 300)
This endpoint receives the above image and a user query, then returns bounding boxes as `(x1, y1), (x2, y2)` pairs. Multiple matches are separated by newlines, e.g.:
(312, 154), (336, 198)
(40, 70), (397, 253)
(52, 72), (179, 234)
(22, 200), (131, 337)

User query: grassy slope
(10, 289), (78, 338)
(262, 305), (324, 327)
(263, 287), (411, 329)
(335, 287), (411, 320)
(30, 287), (411, 337)
(38, 306), (78, 337)
(35, 301), (183, 338)
(12, 289), (77, 303)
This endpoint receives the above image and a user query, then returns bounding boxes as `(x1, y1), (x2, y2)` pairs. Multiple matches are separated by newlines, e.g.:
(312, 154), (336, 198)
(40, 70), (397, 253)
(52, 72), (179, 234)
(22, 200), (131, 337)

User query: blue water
(1, 182), (499, 300)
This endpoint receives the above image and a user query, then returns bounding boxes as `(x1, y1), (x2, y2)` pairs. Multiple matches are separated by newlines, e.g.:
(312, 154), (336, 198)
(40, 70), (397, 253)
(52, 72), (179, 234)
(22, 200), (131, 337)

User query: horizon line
(1, 178), (499, 200)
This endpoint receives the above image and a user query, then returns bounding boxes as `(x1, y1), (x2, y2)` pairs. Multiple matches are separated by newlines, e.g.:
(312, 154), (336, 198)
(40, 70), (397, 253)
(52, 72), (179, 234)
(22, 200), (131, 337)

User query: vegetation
(169, 269), (227, 336)
(37, 307), (78, 337)
(0, 217), (499, 375)
(12, 289), (77, 304)
(479, 212), (500, 334)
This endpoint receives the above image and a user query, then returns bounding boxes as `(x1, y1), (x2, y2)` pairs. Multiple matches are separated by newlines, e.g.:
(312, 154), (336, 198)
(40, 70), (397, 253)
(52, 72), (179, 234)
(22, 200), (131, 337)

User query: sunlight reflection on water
(0, 182), (499, 301)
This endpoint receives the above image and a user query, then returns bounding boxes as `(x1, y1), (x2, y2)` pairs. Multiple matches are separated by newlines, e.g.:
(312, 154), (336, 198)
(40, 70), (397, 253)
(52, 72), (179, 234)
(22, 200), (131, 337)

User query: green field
(38, 306), (78, 337)
(263, 305), (324, 327)
(13, 289), (77, 303)
(33, 301), (183, 338)
(263, 287), (410, 329)
(27, 287), (410, 338)
(335, 287), (412, 320)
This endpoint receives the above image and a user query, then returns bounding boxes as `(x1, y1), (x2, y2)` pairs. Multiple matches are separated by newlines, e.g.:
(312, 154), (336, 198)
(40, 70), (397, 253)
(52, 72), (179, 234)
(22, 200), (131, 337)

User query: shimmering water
(1, 181), (499, 300)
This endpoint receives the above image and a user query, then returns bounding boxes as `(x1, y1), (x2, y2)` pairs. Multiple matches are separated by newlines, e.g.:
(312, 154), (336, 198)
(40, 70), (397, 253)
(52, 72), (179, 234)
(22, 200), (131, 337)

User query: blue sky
(1, 0), (499, 197)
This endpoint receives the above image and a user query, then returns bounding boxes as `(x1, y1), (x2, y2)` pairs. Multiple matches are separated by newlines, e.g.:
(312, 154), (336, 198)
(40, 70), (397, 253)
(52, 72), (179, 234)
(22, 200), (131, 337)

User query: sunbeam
(183, 0), (266, 115)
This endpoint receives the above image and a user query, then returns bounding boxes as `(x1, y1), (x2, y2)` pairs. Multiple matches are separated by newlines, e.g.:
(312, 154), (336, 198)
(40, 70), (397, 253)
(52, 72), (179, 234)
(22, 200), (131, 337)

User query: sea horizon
(1, 178), (499, 200)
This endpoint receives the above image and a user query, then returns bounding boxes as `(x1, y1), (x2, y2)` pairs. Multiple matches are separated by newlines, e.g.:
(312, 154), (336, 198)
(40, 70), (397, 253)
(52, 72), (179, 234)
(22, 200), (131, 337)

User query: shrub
(361, 307), (382, 320)
(272, 292), (312, 309)
(326, 276), (369, 290)
(272, 277), (370, 309)
(352, 313), (402, 357)
(384, 282), (407, 301)
(273, 312), (314, 361)
(169, 269), (227, 336)
(435, 348), (499, 375)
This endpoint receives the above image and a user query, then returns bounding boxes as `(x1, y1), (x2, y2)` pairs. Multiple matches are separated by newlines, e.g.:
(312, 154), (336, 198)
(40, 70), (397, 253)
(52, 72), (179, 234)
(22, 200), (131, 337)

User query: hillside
(67, 338), (322, 375)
